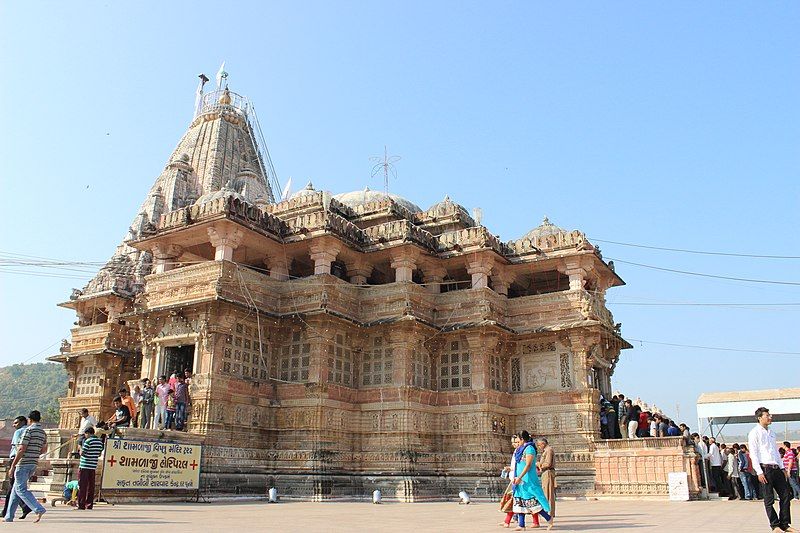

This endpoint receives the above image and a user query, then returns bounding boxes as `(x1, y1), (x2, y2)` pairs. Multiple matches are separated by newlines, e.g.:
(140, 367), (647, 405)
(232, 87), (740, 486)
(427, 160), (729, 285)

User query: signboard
(100, 439), (202, 490)
(668, 471), (690, 501)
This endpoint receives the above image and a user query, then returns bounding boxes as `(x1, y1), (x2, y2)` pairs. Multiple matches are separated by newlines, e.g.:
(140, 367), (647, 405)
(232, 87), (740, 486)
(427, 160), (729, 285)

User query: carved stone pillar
(265, 255), (290, 281)
(105, 299), (126, 323)
(309, 243), (340, 275)
(491, 269), (514, 296)
(390, 252), (417, 283)
(207, 226), (244, 262)
(421, 264), (447, 293)
(466, 257), (493, 289)
(562, 258), (588, 291)
(345, 258), (373, 285)
(151, 243), (183, 274)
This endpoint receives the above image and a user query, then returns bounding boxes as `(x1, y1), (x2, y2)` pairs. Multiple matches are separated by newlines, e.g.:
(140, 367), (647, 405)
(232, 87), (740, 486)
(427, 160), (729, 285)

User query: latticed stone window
(278, 331), (310, 383)
(489, 354), (506, 391)
(328, 333), (353, 386)
(559, 352), (573, 389)
(76, 364), (101, 396)
(362, 336), (392, 386)
(411, 345), (430, 389)
(223, 322), (269, 381)
(439, 339), (471, 390)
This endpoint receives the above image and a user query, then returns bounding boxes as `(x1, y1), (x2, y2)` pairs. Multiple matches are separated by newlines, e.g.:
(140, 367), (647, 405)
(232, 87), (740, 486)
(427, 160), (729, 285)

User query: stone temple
(48, 83), (637, 500)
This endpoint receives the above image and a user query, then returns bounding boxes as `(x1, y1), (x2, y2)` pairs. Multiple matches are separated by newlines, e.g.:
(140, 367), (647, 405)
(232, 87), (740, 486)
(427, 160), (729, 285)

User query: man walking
(748, 407), (794, 533)
(77, 427), (104, 509)
(1, 416), (31, 520)
(3, 410), (47, 523)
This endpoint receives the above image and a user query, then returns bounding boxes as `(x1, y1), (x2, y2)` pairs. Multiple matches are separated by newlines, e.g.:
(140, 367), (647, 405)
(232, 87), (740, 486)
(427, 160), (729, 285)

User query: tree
(0, 363), (67, 424)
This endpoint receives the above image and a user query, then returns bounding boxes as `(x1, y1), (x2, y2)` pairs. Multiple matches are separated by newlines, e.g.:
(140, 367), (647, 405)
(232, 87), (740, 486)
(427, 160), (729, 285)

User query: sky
(1, 1), (798, 434)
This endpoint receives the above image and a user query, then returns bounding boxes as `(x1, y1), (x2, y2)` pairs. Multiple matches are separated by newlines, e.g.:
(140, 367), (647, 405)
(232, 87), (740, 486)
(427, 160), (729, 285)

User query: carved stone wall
(593, 437), (702, 499)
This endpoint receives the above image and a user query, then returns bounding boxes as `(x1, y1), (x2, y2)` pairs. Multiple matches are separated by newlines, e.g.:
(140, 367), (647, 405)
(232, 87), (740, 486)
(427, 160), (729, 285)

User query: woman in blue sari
(512, 431), (553, 530)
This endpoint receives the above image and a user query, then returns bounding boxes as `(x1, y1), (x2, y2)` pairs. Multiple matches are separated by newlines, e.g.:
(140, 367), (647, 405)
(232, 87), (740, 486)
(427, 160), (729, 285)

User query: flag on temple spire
(281, 177), (292, 200)
(216, 62), (227, 88)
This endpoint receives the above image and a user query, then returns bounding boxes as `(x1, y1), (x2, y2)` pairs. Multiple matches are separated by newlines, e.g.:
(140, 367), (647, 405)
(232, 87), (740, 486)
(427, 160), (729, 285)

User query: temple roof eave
(58, 290), (133, 310)
(47, 347), (136, 363)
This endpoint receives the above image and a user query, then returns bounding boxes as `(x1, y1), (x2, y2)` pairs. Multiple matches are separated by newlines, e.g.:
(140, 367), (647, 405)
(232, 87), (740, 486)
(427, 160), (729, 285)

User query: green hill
(0, 362), (68, 423)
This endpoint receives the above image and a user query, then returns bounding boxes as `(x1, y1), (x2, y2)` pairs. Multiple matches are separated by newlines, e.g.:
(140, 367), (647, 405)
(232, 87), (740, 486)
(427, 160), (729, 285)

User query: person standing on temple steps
(748, 407), (794, 533)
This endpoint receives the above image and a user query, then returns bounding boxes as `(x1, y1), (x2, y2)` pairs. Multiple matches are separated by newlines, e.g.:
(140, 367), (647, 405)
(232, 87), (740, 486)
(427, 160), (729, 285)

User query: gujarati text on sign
(100, 439), (201, 490)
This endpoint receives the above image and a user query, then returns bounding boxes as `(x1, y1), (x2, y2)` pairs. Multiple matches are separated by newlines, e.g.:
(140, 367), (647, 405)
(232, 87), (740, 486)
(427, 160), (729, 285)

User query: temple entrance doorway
(162, 344), (195, 378)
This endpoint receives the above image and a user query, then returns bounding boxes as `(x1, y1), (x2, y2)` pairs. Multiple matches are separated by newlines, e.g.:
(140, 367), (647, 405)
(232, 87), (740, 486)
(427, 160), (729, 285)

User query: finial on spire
(218, 87), (232, 105)
(542, 216), (551, 225)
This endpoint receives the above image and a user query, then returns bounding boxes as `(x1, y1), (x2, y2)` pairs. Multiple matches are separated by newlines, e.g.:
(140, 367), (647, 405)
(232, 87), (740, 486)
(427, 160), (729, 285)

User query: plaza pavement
(0, 498), (791, 532)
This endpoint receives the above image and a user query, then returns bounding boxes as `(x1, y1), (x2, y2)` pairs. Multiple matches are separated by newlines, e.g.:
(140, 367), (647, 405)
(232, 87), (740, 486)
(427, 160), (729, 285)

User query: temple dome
(522, 216), (565, 240)
(426, 194), (473, 219)
(334, 187), (422, 213)
(290, 182), (319, 199)
(194, 182), (246, 206)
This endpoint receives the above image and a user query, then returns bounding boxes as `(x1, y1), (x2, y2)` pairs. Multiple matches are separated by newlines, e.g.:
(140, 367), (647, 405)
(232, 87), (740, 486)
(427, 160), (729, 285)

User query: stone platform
(2, 499), (785, 532)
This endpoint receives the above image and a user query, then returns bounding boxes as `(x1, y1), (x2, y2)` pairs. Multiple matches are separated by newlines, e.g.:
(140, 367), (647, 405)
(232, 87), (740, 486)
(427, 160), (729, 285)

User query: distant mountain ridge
(0, 362), (67, 423)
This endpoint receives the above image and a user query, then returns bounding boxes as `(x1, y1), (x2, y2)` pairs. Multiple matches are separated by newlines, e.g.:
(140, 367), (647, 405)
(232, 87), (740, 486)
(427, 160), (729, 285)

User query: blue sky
(1, 1), (798, 432)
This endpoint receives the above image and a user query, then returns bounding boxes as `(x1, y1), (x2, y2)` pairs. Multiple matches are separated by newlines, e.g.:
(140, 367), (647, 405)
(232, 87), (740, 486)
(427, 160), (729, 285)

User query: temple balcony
(142, 261), (226, 310)
(141, 261), (617, 333)
(506, 290), (615, 332)
(69, 322), (139, 354)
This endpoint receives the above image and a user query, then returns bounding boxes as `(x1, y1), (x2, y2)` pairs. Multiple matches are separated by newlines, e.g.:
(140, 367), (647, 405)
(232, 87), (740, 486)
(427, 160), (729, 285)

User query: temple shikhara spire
(49, 77), (633, 502)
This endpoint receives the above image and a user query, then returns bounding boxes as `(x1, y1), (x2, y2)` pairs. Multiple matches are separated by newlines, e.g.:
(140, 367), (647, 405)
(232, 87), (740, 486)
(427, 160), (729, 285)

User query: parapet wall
(593, 437), (702, 499)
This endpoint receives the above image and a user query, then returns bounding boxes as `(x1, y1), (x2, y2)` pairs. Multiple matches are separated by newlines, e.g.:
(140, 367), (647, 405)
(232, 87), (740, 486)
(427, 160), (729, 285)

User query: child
(165, 389), (176, 430)
(63, 480), (79, 506)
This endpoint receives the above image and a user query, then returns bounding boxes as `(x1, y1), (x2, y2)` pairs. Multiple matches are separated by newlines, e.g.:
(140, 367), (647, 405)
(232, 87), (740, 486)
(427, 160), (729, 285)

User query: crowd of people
(598, 394), (798, 531)
(106, 371), (193, 432)
(498, 431), (556, 530)
(3, 370), (193, 523)
(692, 428), (800, 505)
(599, 393), (688, 440)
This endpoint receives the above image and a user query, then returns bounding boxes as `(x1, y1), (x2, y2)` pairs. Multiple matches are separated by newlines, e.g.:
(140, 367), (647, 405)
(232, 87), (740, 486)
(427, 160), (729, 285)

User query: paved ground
(1, 498), (793, 532)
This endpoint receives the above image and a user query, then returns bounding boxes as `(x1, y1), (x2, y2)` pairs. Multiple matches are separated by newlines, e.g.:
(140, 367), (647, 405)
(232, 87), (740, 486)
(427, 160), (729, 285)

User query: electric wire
(628, 338), (800, 356)
(591, 238), (800, 259)
(607, 258), (800, 286)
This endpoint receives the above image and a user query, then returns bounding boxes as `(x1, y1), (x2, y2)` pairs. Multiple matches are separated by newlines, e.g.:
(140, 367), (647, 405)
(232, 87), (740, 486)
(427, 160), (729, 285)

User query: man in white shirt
(748, 407), (794, 533)
(78, 409), (97, 434)
(73, 408), (97, 457)
(708, 437), (728, 497)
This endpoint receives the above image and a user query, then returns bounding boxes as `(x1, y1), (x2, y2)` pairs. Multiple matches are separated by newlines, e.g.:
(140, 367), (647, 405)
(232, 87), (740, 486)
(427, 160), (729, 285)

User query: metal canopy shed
(696, 388), (800, 437)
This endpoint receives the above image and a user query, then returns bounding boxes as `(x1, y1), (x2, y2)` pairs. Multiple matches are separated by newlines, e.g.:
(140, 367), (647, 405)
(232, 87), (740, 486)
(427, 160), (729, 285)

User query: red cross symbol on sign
(190, 460), (198, 470)
(107, 455), (117, 467)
